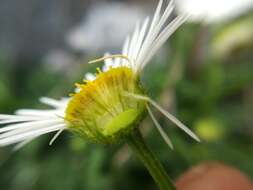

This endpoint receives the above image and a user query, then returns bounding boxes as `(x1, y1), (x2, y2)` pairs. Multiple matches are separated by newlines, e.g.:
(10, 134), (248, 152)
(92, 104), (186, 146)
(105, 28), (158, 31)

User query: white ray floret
(125, 92), (200, 142)
(147, 105), (174, 149)
(91, 0), (187, 74)
(0, 97), (68, 147)
(99, 0), (187, 73)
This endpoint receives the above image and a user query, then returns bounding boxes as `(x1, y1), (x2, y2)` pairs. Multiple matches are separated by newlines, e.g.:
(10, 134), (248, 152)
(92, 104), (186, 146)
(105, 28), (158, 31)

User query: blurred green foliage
(0, 13), (253, 190)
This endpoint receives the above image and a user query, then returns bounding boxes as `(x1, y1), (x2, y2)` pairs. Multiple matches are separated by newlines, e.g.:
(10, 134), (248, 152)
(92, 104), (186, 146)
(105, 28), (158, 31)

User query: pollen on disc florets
(65, 66), (147, 144)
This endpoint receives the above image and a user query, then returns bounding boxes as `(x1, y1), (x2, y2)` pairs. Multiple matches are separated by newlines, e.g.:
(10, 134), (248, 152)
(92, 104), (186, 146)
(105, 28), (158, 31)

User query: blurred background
(0, 0), (253, 189)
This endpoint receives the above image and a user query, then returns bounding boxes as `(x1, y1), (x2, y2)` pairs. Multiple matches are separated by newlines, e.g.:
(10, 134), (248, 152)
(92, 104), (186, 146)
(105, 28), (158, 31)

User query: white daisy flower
(0, 0), (199, 150)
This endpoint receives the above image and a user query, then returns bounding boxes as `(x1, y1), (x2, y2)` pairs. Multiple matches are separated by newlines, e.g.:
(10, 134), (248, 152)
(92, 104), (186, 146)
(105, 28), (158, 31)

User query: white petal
(0, 96), (69, 148)
(148, 99), (200, 142)
(0, 117), (42, 125)
(112, 0), (186, 72)
(0, 119), (63, 137)
(147, 105), (174, 149)
(128, 22), (140, 67)
(0, 124), (65, 146)
(124, 92), (200, 142)
(122, 36), (130, 55)
(0, 114), (39, 120)
(132, 17), (150, 69)
(142, 15), (188, 67)
(135, 0), (164, 69)
(39, 97), (67, 108)
(137, 0), (175, 70)
(0, 114), (42, 122)
(15, 109), (64, 117)
(49, 128), (65, 146)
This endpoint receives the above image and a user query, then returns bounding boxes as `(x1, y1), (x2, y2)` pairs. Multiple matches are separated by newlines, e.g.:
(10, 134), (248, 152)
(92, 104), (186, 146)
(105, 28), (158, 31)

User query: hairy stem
(126, 129), (177, 190)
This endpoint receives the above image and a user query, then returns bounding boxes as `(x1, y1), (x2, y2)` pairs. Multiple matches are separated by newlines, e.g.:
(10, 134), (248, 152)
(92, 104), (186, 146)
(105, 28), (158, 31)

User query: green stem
(126, 129), (177, 190)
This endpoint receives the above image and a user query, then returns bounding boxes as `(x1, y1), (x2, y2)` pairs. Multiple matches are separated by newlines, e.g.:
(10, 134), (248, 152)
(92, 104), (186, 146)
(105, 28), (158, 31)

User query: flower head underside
(0, 0), (199, 149)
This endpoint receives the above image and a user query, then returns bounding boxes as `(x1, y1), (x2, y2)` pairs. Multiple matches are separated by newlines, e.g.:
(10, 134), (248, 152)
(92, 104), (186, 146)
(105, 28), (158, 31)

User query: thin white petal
(132, 17), (150, 69)
(147, 105), (174, 149)
(122, 36), (130, 55)
(135, 0), (165, 69)
(0, 120), (64, 137)
(128, 22), (140, 67)
(112, 0), (186, 73)
(142, 15), (188, 67)
(156, 0), (175, 32)
(122, 36), (130, 66)
(99, 0), (185, 71)
(0, 114), (40, 120)
(150, 0), (163, 33)
(149, 100), (200, 142)
(137, 1), (175, 70)
(15, 109), (64, 117)
(0, 116), (43, 124)
(0, 96), (68, 149)
(139, 0), (163, 56)
(124, 92), (200, 142)
(39, 97), (66, 108)
(49, 128), (65, 146)
(0, 119), (54, 133)
(0, 124), (65, 146)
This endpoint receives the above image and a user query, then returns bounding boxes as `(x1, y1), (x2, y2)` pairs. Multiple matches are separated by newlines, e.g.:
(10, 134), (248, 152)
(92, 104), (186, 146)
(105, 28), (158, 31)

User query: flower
(0, 0), (199, 150)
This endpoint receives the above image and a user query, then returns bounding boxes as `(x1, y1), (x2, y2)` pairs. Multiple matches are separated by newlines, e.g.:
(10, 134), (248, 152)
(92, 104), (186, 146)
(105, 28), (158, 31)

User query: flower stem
(126, 129), (177, 190)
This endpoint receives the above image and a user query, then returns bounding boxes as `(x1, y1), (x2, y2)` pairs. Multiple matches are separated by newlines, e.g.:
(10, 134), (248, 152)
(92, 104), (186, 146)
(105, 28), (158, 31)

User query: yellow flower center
(65, 67), (146, 144)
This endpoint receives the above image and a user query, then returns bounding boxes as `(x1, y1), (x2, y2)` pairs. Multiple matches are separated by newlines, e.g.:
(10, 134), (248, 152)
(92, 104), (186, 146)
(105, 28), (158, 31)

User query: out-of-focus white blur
(67, 2), (146, 53)
(176, 0), (253, 23)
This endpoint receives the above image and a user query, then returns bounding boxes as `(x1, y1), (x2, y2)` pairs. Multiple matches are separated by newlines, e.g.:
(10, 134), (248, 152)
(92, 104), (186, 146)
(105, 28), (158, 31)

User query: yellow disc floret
(65, 67), (147, 144)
